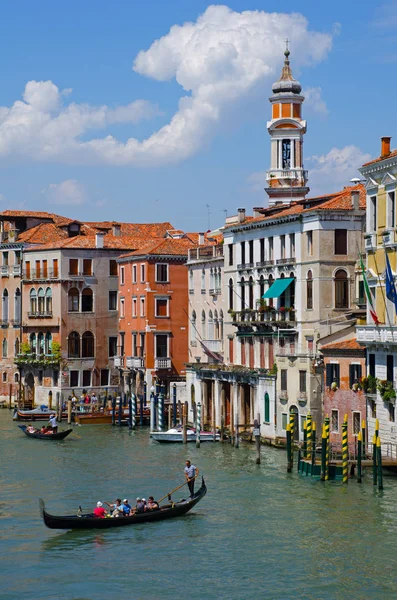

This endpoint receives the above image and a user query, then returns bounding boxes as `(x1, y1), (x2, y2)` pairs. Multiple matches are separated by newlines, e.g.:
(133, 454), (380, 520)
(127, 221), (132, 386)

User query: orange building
(117, 237), (195, 398)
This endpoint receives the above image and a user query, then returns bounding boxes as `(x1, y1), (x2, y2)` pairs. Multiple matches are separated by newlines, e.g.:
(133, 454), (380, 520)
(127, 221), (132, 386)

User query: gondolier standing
(184, 460), (198, 497)
(48, 413), (58, 433)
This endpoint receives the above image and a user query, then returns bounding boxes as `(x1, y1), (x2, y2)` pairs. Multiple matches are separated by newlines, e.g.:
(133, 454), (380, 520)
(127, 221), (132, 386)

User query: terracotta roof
(18, 222), (68, 244)
(321, 339), (364, 352)
(85, 221), (174, 238)
(362, 149), (397, 167)
(120, 237), (195, 259)
(0, 210), (54, 220)
(23, 234), (154, 252)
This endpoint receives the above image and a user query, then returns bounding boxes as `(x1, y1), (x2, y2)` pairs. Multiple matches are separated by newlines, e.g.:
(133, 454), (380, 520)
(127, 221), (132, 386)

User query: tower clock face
(282, 139), (291, 169)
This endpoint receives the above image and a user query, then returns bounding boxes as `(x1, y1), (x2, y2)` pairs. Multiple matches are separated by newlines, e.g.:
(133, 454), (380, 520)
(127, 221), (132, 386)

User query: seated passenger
(93, 501), (107, 518)
(104, 498), (123, 517)
(27, 425), (36, 433)
(40, 426), (48, 434)
(147, 496), (159, 510)
(135, 497), (145, 513)
(121, 499), (132, 516)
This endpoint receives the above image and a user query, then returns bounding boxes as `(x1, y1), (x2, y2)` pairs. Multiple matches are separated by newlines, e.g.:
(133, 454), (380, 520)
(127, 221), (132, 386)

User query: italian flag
(359, 253), (380, 325)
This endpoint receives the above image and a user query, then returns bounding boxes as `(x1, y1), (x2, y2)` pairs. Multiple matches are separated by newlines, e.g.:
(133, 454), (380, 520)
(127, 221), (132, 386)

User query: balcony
(364, 233), (376, 251)
(276, 345), (314, 358)
(237, 262), (254, 270)
(15, 352), (60, 368)
(278, 390), (288, 402)
(27, 311), (53, 318)
(189, 289), (194, 295)
(114, 356), (124, 368)
(155, 357), (172, 370)
(1, 265), (9, 277)
(10, 319), (21, 328)
(202, 339), (223, 353)
(69, 271), (94, 278)
(24, 269), (59, 280)
(231, 308), (296, 327)
(276, 257), (296, 265)
(357, 325), (397, 344)
(13, 265), (21, 276)
(126, 356), (144, 369)
(266, 168), (308, 182)
(256, 260), (274, 267)
(0, 319), (9, 328)
(188, 245), (223, 261)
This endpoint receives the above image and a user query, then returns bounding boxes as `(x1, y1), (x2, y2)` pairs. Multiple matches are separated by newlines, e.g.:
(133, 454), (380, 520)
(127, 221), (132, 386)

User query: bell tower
(265, 43), (309, 205)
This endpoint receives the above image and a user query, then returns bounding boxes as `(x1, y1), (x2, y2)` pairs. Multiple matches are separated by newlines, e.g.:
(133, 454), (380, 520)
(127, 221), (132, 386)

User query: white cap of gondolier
(97, 501), (103, 507)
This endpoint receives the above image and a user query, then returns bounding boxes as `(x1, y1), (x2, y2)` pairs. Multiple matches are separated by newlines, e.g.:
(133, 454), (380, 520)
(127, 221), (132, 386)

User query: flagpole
(375, 243), (393, 327)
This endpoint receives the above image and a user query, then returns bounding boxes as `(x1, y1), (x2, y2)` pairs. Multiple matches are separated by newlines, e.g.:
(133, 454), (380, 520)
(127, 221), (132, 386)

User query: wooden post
(168, 403), (172, 429)
(361, 419), (366, 459)
(324, 415), (330, 481)
(303, 420), (307, 458)
(178, 400), (182, 426)
(150, 393), (155, 432)
(373, 434), (378, 486)
(220, 415), (224, 442)
(212, 382), (216, 442)
(254, 414), (261, 465)
(172, 383), (177, 427)
(157, 393), (164, 431)
(320, 424), (327, 481)
(377, 437), (383, 490)
(183, 401), (188, 444)
(118, 396), (122, 426)
(139, 394), (144, 426)
(8, 383), (12, 409)
(306, 413), (312, 461)
(235, 421), (239, 448)
(357, 431), (362, 483)
(48, 390), (53, 411)
(311, 421), (316, 465)
(112, 396), (116, 426)
(342, 414), (348, 484)
(230, 400), (234, 445)
(67, 399), (72, 424)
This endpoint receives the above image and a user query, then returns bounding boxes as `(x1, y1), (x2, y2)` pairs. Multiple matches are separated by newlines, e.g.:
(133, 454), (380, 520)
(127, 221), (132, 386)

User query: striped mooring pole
(131, 393), (136, 430)
(342, 414), (348, 484)
(196, 402), (202, 448)
(157, 393), (164, 431)
(150, 393), (155, 433)
(303, 420), (307, 458)
(373, 434), (378, 486)
(289, 413), (295, 470)
(357, 431), (362, 483)
(361, 419), (366, 459)
(320, 424), (327, 481)
(306, 413), (312, 461)
(312, 421), (316, 464)
(324, 415), (330, 481)
(286, 423), (292, 473)
(128, 396), (132, 430)
(377, 437), (383, 491)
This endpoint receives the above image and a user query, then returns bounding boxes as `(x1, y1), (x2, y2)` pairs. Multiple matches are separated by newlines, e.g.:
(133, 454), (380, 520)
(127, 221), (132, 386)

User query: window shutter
(326, 364), (333, 387)
(264, 393), (270, 423)
(334, 364), (340, 388)
(349, 364), (354, 389)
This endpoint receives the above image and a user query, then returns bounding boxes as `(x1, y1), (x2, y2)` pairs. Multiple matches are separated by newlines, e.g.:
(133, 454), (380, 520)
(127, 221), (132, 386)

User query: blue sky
(0, 0), (395, 231)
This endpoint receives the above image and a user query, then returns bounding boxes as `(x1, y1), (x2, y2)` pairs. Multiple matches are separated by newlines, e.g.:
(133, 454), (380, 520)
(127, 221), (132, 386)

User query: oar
(157, 472), (199, 505)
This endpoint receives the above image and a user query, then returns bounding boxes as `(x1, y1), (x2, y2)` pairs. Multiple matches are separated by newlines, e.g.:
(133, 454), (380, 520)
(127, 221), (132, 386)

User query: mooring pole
(303, 420), (307, 458)
(183, 401), (188, 444)
(286, 423), (292, 473)
(320, 424), (327, 481)
(118, 396), (122, 426)
(112, 396), (116, 426)
(131, 394), (137, 430)
(312, 421), (316, 465)
(357, 431), (362, 483)
(172, 383), (177, 427)
(157, 393), (164, 431)
(254, 414), (261, 465)
(150, 392), (155, 433)
(289, 411), (295, 447)
(377, 437), (383, 490)
(196, 402), (201, 448)
(373, 434), (378, 486)
(342, 414), (348, 484)
(306, 413), (312, 461)
(139, 393), (143, 426)
(324, 415), (330, 481)
(67, 399), (72, 425)
(361, 419), (366, 459)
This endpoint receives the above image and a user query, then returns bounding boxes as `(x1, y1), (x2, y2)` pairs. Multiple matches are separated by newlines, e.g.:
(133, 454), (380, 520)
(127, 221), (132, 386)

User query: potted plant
(330, 381), (338, 391)
(352, 382), (360, 392)
(360, 375), (377, 394)
(377, 379), (396, 403)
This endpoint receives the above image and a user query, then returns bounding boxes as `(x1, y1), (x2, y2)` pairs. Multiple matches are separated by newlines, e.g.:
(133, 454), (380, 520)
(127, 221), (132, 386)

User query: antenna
(206, 204), (211, 230)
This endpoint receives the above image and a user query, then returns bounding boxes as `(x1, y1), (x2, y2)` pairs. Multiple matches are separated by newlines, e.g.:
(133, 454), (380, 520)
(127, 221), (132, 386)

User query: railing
(189, 289), (194, 294)
(202, 339), (223, 353)
(13, 265), (21, 276)
(27, 311), (53, 318)
(23, 269), (59, 280)
(276, 345), (314, 357)
(237, 262), (254, 269)
(276, 257), (296, 265)
(15, 352), (60, 366)
(113, 356), (124, 368)
(188, 245), (223, 261)
(69, 271), (94, 277)
(266, 168), (308, 181)
(0, 319), (9, 328)
(364, 233), (376, 251)
(256, 260), (274, 267)
(232, 309), (296, 325)
(126, 356), (144, 369)
(155, 357), (172, 370)
(10, 319), (21, 327)
(382, 229), (396, 246)
(278, 390), (288, 401)
(1, 265), (9, 276)
(357, 326), (397, 344)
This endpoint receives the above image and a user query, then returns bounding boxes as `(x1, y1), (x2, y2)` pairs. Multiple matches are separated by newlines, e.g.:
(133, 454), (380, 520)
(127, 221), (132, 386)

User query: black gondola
(18, 425), (73, 440)
(39, 477), (207, 529)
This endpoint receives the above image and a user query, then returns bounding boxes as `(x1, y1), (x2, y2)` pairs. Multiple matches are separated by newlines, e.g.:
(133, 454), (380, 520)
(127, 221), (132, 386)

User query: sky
(0, 0), (395, 232)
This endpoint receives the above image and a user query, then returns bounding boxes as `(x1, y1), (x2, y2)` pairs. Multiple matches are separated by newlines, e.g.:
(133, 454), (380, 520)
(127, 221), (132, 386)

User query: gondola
(39, 477), (207, 529)
(18, 425), (73, 440)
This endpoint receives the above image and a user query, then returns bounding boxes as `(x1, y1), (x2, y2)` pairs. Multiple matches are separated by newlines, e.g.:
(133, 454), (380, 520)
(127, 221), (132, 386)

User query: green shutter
(264, 393), (270, 423)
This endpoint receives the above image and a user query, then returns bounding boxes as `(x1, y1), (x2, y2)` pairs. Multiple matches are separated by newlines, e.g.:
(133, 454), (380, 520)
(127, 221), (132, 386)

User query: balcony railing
(256, 260), (274, 267)
(15, 352), (60, 367)
(364, 233), (376, 251)
(276, 257), (296, 265)
(188, 245), (224, 261)
(1, 265), (9, 276)
(357, 326), (397, 344)
(202, 339), (223, 353)
(28, 311), (53, 318)
(382, 229), (397, 246)
(126, 356), (144, 369)
(10, 319), (21, 327)
(69, 271), (94, 277)
(114, 356), (124, 368)
(276, 345), (314, 358)
(13, 265), (21, 276)
(189, 289), (194, 294)
(24, 269), (59, 280)
(231, 308), (296, 325)
(266, 168), (308, 181)
(155, 357), (171, 370)
(237, 262), (254, 270)
(0, 319), (9, 328)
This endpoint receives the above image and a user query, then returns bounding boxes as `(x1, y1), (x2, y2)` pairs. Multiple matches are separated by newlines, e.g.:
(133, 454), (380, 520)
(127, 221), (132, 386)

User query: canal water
(1, 411), (397, 600)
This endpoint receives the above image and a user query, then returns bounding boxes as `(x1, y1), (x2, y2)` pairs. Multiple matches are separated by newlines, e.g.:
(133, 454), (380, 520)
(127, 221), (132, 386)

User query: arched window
(228, 279), (234, 311)
(248, 276), (254, 309)
(68, 288), (79, 312)
(282, 138), (291, 169)
(81, 288), (93, 312)
(38, 288), (45, 313)
(220, 309), (224, 339)
(259, 275), (265, 301)
(335, 269), (349, 309)
(307, 270), (313, 310)
(45, 332), (52, 354)
(201, 310), (206, 339)
(240, 277), (245, 310)
(14, 372), (19, 383)
(30, 289), (37, 314)
(15, 337), (20, 356)
(208, 310), (214, 340)
(217, 268), (222, 292)
(191, 310), (197, 343)
(264, 392), (270, 423)
(289, 272), (295, 308)
(2, 338), (7, 358)
(14, 288), (21, 323)
(68, 331), (80, 358)
(2, 289), (8, 322)
(82, 331), (95, 358)
(268, 274), (274, 307)
(37, 332), (44, 355)
(201, 269), (205, 291)
(210, 268), (214, 290)
(30, 332), (36, 353)
(214, 309), (219, 339)
(45, 288), (52, 314)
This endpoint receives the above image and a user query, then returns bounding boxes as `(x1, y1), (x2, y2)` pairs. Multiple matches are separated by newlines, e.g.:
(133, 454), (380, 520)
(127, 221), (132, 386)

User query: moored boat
(18, 425), (73, 440)
(151, 427), (220, 443)
(39, 477), (207, 529)
(13, 407), (68, 421)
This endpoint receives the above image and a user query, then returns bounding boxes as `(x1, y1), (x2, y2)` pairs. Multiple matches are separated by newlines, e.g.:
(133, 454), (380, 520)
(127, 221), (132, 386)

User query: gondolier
(184, 460), (198, 497)
(48, 414), (58, 433)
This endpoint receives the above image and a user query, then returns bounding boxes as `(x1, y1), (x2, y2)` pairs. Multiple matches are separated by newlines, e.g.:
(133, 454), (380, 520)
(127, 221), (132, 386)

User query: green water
(1, 411), (397, 600)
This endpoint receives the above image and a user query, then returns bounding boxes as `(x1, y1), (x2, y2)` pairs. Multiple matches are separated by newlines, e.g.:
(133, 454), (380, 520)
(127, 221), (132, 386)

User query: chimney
(112, 223), (121, 237)
(237, 208), (246, 223)
(198, 232), (205, 245)
(95, 232), (105, 249)
(381, 136), (391, 158)
(351, 190), (360, 210)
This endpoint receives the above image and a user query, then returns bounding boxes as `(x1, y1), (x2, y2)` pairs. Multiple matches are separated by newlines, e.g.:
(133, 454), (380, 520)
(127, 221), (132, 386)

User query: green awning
(263, 277), (294, 299)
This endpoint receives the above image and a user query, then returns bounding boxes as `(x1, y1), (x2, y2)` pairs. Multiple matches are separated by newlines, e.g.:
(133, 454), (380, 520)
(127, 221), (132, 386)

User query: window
(331, 410), (339, 433)
(228, 279), (234, 311)
(83, 259), (92, 276)
(37, 332), (44, 355)
(15, 338), (20, 356)
(299, 370), (307, 393)
(68, 288), (79, 312)
(280, 235), (285, 259)
(120, 297), (125, 318)
(69, 259), (78, 275)
(335, 269), (349, 309)
(228, 245), (233, 266)
(81, 288), (93, 312)
(2, 252), (8, 266)
(282, 139), (291, 169)
(131, 297), (136, 317)
(120, 332), (125, 357)
(140, 333), (145, 357)
(306, 270), (313, 310)
(156, 263), (168, 283)
(38, 370), (43, 385)
(369, 353), (376, 377)
(140, 296), (145, 317)
(53, 259), (58, 278)
(100, 369), (109, 386)
(109, 290), (117, 311)
(109, 336), (118, 357)
(45, 288), (52, 313)
(82, 331), (94, 358)
(70, 370), (79, 387)
(26, 261), (31, 279)
(201, 269), (205, 291)
(208, 310), (214, 339)
(290, 233), (295, 258)
(353, 412), (361, 435)
(30, 289), (37, 314)
(326, 363), (340, 388)
(140, 264), (145, 283)
(281, 369), (287, 391)
(240, 242), (246, 265)
(349, 364), (362, 388)
(120, 266), (125, 285)
(155, 298), (168, 317)
(228, 336), (234, 363)
(260, 238), (265, 262)
(334, 230), (347, 255)
(38, 288), (45, 313)
(282, 412), (288, 430)
(14, 372), (19, 383)
(249, 240), (254, 264)
(387, 354), (394, 383)
(191, 310), (197, 344)
(2, 289), (8, 321)
(82, 370), (91, 387)
(2, 339), (7, 358)
(132, 265), (137, 283)
(42, 260), (48, 278)
(45, 332), (52, 354)
(369, 196), (377, 231)
(15, 251), (21, 265)
(68, 332), (80, 358)
(155, 334), (168, 358)
(268, 237), (273, 260)
(30, 333), (36, 353)
(388, 191), (395, 228)
(132, 333), (138, 356)
(264, 392), (270, 423)
(35, 260), (40, 278)
(109, 260), (118, 276)
(389, 402), (395, 422)
(307, 231), (313, 256)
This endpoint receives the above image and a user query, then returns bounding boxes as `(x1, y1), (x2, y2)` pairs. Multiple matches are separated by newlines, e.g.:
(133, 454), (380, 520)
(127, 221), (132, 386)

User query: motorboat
(151, 427), (220, 443)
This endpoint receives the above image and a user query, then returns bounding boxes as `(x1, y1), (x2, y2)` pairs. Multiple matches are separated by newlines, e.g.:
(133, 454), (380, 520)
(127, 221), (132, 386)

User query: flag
(385, 251), (397, 316)
(199, 341), (223, 363)
(359, 253), (380, 325)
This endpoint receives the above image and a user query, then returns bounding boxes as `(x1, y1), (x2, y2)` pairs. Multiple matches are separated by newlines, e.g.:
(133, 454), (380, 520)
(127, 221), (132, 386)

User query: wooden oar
(157, 472), (199, 505)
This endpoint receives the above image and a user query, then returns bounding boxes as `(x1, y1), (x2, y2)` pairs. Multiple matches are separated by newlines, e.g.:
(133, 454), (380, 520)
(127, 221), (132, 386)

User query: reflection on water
(2, 411), (397, 599)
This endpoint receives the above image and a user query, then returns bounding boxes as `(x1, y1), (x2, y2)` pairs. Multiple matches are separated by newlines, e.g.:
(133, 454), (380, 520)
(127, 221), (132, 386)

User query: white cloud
(307, 145), (372, 194)
(302, 87), (328, 115)
(42, 180), (88, 205)
(0, 6), (332, 167)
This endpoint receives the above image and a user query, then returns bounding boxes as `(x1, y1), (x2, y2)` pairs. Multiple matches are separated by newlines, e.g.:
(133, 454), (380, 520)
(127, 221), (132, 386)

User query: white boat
(151, 427), (220, 443)
(13, 407), (68, 421)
